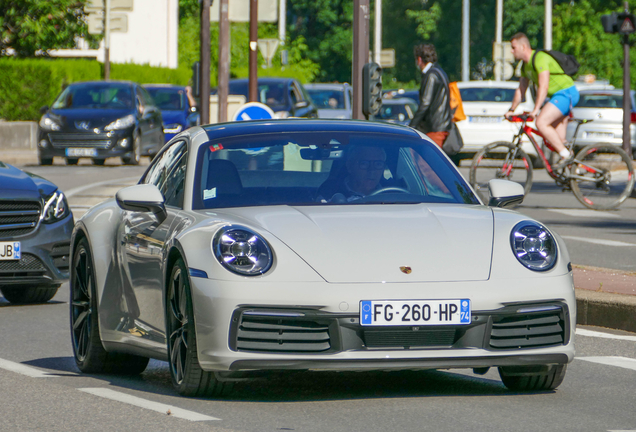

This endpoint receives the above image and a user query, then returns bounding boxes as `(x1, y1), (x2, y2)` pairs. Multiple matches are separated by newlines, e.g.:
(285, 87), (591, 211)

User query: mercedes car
(70, 119), (575, 397)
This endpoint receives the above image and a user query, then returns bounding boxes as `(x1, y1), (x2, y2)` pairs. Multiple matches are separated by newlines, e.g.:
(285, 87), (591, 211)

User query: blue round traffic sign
(232, 102), (275, 121)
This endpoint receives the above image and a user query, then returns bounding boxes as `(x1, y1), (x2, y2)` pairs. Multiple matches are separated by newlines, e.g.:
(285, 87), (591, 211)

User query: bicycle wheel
(570, 143), (635, 210)
(469, 141), (533, 203)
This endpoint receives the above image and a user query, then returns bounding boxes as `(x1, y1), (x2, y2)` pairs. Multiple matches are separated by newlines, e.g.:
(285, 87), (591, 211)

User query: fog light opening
(118, 138), (130, 148)
(39, 139), (48, 148)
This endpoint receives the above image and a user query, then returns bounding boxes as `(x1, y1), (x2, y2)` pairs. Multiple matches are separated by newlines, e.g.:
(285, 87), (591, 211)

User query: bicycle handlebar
(506, 112), (533, 122)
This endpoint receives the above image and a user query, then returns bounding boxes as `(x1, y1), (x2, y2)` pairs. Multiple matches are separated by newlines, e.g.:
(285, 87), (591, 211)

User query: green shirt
(522, 50), (574, 97)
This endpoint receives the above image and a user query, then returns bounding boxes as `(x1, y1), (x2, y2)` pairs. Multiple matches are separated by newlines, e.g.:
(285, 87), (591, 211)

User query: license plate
(0, 242), (21, 261)
(65, 148), (97, 157)
(584, 131), (614, 140)
(360, 299), (471, 326)
(468, 116), (501, 123)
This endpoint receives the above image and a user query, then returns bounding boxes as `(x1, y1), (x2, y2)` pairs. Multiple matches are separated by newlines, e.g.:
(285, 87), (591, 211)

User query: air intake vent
(490, 310), (565, 349)
(0, 254), (46, 275)
(235, 315), (331, 353)
(363, 328), (457, 348)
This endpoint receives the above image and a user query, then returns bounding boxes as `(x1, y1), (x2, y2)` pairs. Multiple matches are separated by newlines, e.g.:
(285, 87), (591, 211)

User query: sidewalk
(2, 149), (636, 333)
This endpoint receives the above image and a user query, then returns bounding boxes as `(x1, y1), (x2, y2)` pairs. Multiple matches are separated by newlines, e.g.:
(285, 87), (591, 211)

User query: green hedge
(0, 58), (192, 121)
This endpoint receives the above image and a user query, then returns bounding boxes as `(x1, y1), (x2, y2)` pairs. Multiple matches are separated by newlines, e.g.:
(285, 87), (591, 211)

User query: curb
(576, 289), (636, 333)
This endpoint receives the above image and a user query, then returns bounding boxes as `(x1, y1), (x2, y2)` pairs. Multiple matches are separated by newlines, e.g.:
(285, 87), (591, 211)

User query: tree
(0, 0), (100, 57)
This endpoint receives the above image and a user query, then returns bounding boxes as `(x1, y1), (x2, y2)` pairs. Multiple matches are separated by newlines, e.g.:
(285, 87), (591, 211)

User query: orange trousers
(426, 131), (449, 148)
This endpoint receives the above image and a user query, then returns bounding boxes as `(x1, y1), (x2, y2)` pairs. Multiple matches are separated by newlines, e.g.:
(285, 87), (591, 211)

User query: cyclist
(505, 33), (580, 169)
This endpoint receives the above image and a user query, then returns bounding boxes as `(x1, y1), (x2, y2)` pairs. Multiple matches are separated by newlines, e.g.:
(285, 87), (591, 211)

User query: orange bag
(449, 81), (466, 122)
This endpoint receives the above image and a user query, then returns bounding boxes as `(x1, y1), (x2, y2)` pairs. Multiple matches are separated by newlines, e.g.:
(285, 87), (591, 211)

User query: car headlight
(163, 123), (183, 134)
(510, 221), (557, 271)
(41, 191), (70, 223)
(213, 226), (273, 276)
(39, 115), (61, 131)
(104, 114), (135, 131)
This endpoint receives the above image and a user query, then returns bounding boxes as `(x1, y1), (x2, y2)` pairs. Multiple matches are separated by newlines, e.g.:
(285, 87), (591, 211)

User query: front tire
(70, 237), (149, 374)
(499, 364), (567, 391)
(166, 258), (231, 397)
(0, 285), (59, 304)
(39, 156), (53, 166)
(469, 141), (533, 203)
(122, 134), (141, 165)
(66, 158), (79, 165)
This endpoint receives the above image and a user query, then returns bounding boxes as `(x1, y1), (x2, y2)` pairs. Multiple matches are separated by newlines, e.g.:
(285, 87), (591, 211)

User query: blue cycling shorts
(548, 85), (580, 116)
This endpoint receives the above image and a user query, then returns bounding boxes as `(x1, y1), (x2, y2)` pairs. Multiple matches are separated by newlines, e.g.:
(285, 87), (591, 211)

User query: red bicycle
(469, 114), (635, 210)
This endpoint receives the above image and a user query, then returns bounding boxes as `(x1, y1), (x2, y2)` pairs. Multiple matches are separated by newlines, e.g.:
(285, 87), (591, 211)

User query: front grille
(363, 328), (457, 348)
(49, 133), (112, 149)
(51, 243), (71, 272)
(0, 253), (47, 276)
(0, 201), (41, 239)
(489, 309), (565, 349)
(235, 314), (331, 353)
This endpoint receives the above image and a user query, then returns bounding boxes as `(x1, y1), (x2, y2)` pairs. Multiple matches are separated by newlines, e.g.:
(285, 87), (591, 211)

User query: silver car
(304, 83), (352, 119)
(566, 89), (636, 158)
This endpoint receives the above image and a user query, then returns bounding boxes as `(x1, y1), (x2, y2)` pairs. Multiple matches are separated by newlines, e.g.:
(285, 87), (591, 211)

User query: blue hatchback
(144, 84), (199, 142)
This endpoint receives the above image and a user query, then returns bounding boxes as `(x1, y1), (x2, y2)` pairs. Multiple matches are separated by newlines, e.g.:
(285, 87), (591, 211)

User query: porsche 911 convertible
(70, 119), (575, 396)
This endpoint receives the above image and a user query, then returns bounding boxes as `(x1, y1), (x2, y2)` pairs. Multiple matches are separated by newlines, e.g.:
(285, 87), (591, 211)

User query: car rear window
(577, 94), (623, 108)
(459, 88), (515, 102)
(306, 89), (346, 109)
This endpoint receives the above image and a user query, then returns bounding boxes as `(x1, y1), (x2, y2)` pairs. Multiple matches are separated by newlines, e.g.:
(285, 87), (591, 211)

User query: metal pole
(352, 0), (369, 120)
(200, 0), (211, 125)
(104, 0), (111, 79)
(249, 0), (258, 102)
(495, 0), (503, 81)
(623, 2), (632, 157)
(545, 0), (552, 50)
(278, 0), (286, 44)
(218, 0), (229, 123)
(374, 0), (381, 65)
(462, 0), (469, 81)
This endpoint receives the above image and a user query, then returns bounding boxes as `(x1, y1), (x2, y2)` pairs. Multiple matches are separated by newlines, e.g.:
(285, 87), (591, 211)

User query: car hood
(0, 162), (57, 198)
(212, 204), (493, 283)
(571, 107), (624, 123)
(49, 108), (135, 130)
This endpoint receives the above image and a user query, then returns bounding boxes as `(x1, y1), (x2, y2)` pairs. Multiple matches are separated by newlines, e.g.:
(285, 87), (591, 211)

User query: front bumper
(0, 214), (73, 288)
(37, 128), (136, 159)
(189, 274), (576, 372)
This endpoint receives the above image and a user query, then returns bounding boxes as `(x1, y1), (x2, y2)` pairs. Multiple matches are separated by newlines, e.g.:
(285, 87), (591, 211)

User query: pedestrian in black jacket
(409, 44), (453, 149)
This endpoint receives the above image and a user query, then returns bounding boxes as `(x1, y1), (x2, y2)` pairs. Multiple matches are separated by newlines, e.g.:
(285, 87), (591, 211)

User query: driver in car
(318, 145), (387, 202)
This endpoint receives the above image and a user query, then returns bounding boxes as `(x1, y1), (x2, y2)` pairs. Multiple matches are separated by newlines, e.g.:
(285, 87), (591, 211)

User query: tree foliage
(0, 0), (100, 57)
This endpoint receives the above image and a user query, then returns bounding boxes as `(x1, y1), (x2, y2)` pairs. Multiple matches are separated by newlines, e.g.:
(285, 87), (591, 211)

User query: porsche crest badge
(399, 266), (412, 274)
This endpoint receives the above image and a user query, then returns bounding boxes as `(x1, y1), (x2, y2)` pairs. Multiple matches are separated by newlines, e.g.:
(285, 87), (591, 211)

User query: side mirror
(487, 179), (525, 208)
(294, 101), (309, 110)
(40, 105), (49, 114)
(116, 184), (167, 223)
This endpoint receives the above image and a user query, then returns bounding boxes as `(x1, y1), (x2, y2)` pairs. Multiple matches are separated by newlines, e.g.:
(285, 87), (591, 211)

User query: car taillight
(630, 112), (636, 123)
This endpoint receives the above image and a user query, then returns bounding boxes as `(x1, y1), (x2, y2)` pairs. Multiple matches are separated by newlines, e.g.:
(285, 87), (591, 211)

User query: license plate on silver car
(0, 242), (21, 261)
(584, 132), (614, 140)
(360, 299), (471, 326)
(468, 116), (501, 123)
(66, 148), (97, 157)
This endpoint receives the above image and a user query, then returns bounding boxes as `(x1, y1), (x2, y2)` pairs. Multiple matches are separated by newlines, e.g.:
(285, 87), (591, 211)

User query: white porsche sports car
(70, 119), (575, 397)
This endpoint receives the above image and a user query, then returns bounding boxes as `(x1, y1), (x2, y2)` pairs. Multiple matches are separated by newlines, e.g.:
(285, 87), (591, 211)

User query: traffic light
(363, 62), (383, 118)
(601, 12), (635, 35)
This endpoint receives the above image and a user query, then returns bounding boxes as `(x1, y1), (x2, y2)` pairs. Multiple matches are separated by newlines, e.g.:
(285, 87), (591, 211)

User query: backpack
(531, 49), (580, 77)
(449, 81), (466, 122)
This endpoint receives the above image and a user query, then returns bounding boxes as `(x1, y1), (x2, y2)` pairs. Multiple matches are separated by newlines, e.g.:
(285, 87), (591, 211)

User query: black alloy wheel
(122, 134), (141, 165)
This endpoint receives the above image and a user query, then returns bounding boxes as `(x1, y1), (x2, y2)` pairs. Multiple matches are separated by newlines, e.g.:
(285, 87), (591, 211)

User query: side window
(139, 87), (154, 107)
(135, 88), (145, 113)
(164, 152), (188, 208)
(290, 85), (299, 106)
(144, 141), (187, 199)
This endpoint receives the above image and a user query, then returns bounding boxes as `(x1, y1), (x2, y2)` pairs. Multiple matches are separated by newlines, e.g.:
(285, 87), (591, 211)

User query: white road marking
(561, 235), (636, 247)
(576, 328), (636, 342)
(547, 208), (621, 218)
(65, 176), (139, 198)
(0, 358), (60, 378)
(578, 356), (636, 372)
(78, 388), (220, 421)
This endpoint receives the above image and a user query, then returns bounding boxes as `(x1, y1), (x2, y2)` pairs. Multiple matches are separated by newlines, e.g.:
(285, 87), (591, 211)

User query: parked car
(383, 88), (418, 104)
(304, 83), (352, 119)
(70, 119), (574, 396)
(455, 81), (538, 162)
(375, 98), (418, 125)
(0, 161), (73, 304)
(37, 80), (164, 166)
(144, 84), (199, 142)
(566, 89), (636, 158)
(213, 78), (318, 119)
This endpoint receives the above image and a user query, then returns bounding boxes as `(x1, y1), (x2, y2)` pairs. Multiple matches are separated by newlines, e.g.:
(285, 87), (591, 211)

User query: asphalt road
(1, 282), (635, 432)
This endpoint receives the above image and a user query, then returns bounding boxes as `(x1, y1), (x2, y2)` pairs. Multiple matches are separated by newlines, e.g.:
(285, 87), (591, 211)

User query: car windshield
(306, 89), (346, 109)
(227, 81), (289, 108)
(145, 88), (185, 110)
(52, 84), (134, 109)
(193, 131), (479, 210)
(577, 93), (623, 108)
(376, 102), (417, 121)
(459, 87), (515, 102)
